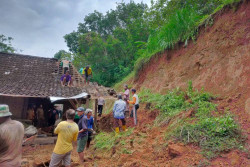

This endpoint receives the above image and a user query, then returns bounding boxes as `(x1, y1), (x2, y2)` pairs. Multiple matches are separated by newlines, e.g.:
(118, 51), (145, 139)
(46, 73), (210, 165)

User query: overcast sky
(0, 0), (151, 58)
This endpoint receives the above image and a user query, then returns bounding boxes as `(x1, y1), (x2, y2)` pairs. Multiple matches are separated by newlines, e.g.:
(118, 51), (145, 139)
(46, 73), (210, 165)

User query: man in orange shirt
(127, 89), (139, 125)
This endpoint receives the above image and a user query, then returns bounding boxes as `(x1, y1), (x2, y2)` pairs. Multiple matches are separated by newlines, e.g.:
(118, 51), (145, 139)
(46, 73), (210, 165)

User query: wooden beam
(69, 99), (77, 109)
(94, 99), (98, 130)
(85, 98), (90, 108)
(74, 99), (80, 107)
(23, 136), (57, 146)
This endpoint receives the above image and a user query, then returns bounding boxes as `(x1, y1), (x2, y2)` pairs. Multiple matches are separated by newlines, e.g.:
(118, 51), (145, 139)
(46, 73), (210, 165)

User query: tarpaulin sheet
(50, 92), (88, 103)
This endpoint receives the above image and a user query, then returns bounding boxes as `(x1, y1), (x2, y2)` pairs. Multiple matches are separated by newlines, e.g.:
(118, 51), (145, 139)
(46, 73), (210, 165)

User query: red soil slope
(135, 0), (250, 147)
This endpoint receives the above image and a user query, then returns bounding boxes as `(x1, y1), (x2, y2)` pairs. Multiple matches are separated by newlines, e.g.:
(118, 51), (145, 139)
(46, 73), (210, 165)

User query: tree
(63, 1), (149, 86)
(54, 50), (72, 60)
(0, 34), (15, 53)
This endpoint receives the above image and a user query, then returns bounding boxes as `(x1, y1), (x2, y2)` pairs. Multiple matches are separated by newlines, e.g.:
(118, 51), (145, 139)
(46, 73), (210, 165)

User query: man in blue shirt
(85, 109), (94, 149)
(113, 94), (127, 135)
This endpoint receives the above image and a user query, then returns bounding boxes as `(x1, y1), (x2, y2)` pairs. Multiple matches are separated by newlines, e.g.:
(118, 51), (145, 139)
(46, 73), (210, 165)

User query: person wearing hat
(76, 107), (88, 164)
(84, 109), (94, 149)
(113, 94), (127, 135)
(0, 104), (24, 167)
(74, 107), (86, 124)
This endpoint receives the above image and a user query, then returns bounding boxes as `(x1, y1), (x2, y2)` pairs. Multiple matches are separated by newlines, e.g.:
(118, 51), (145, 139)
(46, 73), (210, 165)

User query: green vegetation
(53, 50), (72, 60)
(139, 82), (245, 159)
(113, 71), (135, 92)
(103, 99), (115, 115)
(134, 0), (241, 77)
(139, 82), (214, 125)
(94, 128), (134, 151)
(62, 2), (149, 86)
(0, 34), (15, 53)
(57, 0), (242, 87)
(174, 115), (244, 159)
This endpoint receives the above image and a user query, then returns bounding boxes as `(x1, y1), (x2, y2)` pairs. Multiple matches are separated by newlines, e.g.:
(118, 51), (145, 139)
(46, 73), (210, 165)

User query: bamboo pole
(94, 99), (98, 130)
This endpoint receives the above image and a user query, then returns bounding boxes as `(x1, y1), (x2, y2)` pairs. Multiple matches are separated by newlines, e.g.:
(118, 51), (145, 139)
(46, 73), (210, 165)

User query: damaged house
(0, 52), (115, 123)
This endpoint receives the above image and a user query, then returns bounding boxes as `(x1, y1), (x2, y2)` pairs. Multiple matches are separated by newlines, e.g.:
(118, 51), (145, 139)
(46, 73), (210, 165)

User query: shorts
(49, 151), (71, 167)
(77, 136), (88, 152)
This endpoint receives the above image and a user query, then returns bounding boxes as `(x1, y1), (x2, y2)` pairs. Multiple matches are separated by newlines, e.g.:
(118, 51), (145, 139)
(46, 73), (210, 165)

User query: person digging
(113, 94), (127, 135)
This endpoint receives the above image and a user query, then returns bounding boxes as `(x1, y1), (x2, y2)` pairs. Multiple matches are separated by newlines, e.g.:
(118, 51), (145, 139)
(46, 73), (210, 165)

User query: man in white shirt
(62, 59), (70, 74)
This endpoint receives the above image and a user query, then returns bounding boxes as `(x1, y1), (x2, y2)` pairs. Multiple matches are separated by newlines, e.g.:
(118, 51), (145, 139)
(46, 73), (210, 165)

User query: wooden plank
(85, 98), (90, 108)
(23, 137), (57, 145)
(69, 99), (77, 109)
(74, 99), (80, 107)
(94, 99), (98, 130)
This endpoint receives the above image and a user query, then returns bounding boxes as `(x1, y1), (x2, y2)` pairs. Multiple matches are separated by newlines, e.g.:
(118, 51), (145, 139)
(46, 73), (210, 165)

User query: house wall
(0, 96), (28, 119)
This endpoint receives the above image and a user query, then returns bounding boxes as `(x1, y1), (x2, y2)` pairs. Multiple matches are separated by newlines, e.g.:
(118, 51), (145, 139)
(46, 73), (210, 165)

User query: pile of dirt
(97, 104), (159, 133)
(96, 113), (114, 132)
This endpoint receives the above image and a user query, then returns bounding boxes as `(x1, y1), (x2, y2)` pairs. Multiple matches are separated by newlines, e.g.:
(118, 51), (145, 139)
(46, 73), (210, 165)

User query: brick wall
(0, 96), (28, 119)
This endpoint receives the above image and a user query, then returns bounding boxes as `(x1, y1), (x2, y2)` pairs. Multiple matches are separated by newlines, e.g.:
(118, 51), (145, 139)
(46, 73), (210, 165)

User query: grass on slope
(113, 71), (135, 92)
(139, 81), (246, 159)
(133, 0), (242, 78)
(94, 128), (134, 151)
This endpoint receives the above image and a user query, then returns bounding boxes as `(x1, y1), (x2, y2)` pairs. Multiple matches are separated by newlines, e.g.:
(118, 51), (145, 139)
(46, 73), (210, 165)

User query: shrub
(173, 115), (245, 159)
(139, 82), (245, 158)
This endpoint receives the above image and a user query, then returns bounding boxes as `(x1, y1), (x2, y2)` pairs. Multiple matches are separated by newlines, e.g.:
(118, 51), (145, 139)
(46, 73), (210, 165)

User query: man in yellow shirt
(82, 65), (92, 85)
(49, 109), (79, 167)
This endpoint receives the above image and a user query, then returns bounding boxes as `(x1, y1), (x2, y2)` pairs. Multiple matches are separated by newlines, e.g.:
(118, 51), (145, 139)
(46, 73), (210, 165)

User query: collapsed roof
(0, 52), (116, 99)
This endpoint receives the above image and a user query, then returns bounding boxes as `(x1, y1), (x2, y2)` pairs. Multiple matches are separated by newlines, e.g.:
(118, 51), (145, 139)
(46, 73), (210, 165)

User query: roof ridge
(0, 52), (57, 60)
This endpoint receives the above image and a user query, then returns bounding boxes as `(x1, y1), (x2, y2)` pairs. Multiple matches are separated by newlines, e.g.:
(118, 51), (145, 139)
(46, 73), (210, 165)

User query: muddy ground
(22, 104), (249, 167)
